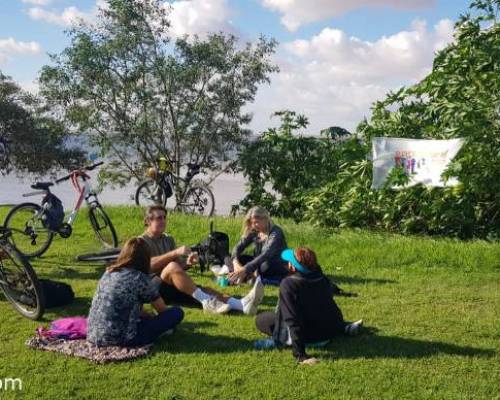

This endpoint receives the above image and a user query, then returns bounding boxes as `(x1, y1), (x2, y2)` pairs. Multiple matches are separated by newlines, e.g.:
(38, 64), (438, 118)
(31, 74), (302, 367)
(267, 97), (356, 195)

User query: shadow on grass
(322, 328), (495, 360)
(38, 265), (106, 281)
(326, 274), (397, 286)
(159, 323), (253, 354)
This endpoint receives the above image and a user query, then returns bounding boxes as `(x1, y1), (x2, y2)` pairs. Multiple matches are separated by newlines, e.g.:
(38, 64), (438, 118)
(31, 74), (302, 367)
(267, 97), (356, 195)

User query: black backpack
(41, 193), (65, 231)
(40, 279), (75, 308)
(192, 223), (230, 272)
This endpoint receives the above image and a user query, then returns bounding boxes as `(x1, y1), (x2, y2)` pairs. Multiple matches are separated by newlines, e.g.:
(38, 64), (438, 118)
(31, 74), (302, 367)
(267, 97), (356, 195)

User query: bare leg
(160, 261), (198, 296)
(160, 261), (229, 302)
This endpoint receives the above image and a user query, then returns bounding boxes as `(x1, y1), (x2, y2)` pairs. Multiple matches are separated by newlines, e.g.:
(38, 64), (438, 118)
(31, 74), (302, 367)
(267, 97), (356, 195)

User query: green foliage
(0, 72), (85, 176)
(304, 0), (500, 239)
(237, 110), (364, 220)
(38, 0), (278, 186)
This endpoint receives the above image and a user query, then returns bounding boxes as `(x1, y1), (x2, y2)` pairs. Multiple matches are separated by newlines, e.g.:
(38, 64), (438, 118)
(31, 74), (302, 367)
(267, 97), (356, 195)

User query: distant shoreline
(0, 172), (246, 216)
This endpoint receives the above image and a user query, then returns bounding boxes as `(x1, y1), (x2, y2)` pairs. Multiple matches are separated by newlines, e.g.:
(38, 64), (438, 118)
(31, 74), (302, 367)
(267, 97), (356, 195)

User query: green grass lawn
(1, 205), (499, 399)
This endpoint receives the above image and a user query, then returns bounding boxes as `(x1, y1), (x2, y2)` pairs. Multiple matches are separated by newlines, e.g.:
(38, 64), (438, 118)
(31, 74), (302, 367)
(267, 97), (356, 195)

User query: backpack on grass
(39, 279), (75, 308)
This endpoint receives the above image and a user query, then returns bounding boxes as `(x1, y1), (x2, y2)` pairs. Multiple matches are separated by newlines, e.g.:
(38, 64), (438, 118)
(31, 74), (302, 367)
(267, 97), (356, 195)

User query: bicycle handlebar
(55, 161), (104, 183)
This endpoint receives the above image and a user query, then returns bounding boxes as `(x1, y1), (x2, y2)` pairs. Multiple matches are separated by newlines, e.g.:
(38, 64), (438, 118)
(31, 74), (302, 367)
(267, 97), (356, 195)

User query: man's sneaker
(242, 277), (264, 315)
(345, 319), (363, 336)
(201, 297), (231, 315)
(254, 338), (276, 350)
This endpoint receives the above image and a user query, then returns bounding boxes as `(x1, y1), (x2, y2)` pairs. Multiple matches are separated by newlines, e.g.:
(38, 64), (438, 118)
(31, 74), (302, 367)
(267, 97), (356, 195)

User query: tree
(237, 110), (363, 220)
(304, 0), (500, 239)
(38, 0), (278, 187)
(0, 72), (85, 176)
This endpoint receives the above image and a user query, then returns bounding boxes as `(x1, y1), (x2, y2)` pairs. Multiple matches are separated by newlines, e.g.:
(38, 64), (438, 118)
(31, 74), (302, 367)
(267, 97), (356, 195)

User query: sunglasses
(149, 214), (166, 221)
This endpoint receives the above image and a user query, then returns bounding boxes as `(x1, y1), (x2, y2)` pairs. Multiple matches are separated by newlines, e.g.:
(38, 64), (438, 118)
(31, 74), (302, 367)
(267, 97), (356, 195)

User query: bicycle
(3, 161), (118, 258)
(135, 158), (215, 216)
(0, 226), (45, 319)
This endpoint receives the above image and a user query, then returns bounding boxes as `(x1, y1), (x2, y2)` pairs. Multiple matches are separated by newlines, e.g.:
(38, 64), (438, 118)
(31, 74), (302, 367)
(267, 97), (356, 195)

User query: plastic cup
(218, 276), (229, 287)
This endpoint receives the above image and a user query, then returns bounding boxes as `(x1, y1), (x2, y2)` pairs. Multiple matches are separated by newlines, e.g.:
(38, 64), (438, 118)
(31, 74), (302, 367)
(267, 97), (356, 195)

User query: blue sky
(0, 0), (473, 133)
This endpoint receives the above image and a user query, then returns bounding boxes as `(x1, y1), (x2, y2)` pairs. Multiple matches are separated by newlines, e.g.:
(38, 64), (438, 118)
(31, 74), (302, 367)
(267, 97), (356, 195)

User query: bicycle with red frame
(3, 161), (118, 258)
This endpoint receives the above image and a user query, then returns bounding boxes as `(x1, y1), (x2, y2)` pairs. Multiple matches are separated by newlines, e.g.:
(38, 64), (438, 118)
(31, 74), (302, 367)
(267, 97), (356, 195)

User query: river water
(0, 172), (247, 216)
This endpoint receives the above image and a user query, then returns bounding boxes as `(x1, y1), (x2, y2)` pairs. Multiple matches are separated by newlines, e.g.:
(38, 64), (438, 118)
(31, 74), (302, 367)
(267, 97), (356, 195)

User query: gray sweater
(232, 225), (288, 274)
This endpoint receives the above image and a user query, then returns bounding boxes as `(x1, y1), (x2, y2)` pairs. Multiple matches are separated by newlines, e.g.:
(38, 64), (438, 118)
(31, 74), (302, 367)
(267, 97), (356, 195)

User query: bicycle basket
(41, 193), (65, 230)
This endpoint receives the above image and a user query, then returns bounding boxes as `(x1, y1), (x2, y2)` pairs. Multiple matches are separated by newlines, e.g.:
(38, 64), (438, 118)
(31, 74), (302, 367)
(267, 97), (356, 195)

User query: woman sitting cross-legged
(228, 206), (289, 285)
(254, 246), (363, 365)
(87, 237), (184, 347)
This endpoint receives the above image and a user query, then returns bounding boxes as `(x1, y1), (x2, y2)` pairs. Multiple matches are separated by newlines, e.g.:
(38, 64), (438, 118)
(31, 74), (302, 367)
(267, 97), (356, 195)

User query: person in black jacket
(254, 246), (363, 365)
(228, 206), (288, 284)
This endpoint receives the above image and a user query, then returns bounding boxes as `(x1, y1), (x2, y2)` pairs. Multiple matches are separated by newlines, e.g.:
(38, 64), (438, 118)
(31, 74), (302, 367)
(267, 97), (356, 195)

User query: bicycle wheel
(135, 180), (167, 207)
(3, 202), (54, 258)
(178, 182), (215, 216)
(0, 239), (45, 320)
(88, 203), (118, 248)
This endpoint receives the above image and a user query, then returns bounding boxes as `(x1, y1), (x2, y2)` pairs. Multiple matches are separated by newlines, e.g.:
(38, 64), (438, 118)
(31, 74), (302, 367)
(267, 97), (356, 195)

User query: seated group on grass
(86, 205), (362, 364)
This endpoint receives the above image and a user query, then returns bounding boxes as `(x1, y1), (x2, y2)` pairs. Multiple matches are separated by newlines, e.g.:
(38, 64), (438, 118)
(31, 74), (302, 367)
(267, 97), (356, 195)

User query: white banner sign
(372, 137), (464, 189)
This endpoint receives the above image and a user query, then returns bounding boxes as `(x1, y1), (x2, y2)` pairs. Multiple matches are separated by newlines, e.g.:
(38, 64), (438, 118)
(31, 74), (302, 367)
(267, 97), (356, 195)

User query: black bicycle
(3, 162), (118, 258)
(135, 158), (215, 217)
(0, 227), (45, 319)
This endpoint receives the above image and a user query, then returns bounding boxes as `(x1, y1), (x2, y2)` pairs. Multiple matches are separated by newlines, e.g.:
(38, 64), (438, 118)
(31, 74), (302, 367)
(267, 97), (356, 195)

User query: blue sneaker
(254, 338), (276, 350)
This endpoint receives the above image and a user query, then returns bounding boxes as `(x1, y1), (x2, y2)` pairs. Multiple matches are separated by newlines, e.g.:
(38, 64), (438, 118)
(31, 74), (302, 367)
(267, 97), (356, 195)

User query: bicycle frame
(66, 170), (100, 226)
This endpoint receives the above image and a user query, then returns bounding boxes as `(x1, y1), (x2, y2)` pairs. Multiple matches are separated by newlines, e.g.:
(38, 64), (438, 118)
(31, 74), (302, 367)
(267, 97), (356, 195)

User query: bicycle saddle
(31, 182), (54, 190)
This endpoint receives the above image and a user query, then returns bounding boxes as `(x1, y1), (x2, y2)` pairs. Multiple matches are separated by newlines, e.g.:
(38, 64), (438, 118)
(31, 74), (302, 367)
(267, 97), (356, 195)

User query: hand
(233, 260), (245, 273)
(228, 268), (247, 284)
(299, 357), (320, 366)
(175, 245), (190, 257)
(187, 252), (199, 266)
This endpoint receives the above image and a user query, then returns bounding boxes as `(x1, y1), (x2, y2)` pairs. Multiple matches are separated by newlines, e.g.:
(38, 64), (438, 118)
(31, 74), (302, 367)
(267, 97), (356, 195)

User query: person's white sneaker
(218, 264), (230, 275)
(242, 277), (264, 315)
(201, 297), (231, 315)
(210, 264), (222, 275)
(345, 319), (363, 336)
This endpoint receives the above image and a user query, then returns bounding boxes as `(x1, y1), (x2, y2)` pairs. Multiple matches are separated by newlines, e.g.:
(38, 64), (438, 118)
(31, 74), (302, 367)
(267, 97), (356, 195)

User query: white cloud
(24, 0), (234, 35)
(260, 0), (436, 31)
(167, 0), (235, 38)
(248, 19), (454, 133)
(26, 6), (91, 27)
(0, 37), (42, 64)
(20, 0), (52, 5)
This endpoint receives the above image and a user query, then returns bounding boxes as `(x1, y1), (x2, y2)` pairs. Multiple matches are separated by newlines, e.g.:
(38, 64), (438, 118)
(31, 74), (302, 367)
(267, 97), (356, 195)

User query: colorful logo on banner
(371, 138), (463, 189)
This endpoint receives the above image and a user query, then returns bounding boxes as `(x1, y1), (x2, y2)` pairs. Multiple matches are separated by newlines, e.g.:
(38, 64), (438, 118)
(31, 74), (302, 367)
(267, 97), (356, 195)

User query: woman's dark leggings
(228, 254), (288, 281)
(128, 306), (184, 346)
(255, 311), (350, 339)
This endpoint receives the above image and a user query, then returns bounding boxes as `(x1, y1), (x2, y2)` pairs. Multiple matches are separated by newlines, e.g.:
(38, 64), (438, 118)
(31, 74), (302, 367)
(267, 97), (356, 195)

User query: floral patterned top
(87, 268), (159, 346)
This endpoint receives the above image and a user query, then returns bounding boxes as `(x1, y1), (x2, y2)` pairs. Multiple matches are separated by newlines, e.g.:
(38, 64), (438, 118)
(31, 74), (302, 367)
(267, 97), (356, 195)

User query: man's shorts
(151, 275), (201, 307)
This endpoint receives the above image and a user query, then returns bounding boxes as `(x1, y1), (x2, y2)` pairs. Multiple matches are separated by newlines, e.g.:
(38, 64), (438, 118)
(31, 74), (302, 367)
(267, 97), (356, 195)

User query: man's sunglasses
(149, 215), (166, 221)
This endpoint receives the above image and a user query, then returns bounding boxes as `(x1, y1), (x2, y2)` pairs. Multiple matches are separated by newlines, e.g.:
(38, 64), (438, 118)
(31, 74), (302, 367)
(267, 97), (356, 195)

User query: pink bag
(38, 316), (87, 340)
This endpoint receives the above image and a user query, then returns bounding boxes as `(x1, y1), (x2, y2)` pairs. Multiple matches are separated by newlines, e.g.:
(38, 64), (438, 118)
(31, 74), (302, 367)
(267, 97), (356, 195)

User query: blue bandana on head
(281, 249), (311, 274)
